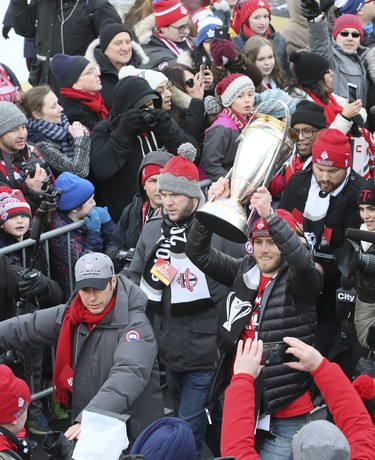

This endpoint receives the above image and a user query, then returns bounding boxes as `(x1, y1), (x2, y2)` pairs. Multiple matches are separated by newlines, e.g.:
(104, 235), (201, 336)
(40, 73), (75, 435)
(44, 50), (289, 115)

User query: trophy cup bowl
(196, 101), (297, 243)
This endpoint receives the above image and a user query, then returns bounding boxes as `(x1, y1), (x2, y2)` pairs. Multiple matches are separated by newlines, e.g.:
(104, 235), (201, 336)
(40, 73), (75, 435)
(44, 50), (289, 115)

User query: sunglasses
(185, 78), (194, 88)
(338, 31), (361, 38)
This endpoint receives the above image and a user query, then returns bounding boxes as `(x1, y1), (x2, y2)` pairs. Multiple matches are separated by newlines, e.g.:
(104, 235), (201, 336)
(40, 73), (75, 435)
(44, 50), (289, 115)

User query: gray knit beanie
(0, 102), (27, 137)
(158, 143), (201, 198)
(215, 73), (254, 108)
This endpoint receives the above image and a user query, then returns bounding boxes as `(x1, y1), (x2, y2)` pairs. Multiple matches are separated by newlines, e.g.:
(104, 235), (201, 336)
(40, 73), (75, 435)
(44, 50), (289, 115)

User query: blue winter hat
(334, 0), (364, 15)
(50, 53), (90, 88)
(54, 172), (94, 211)
(130, 417), (196, 460)
(254, 89), (297, 119)
(196, 15), (223, 46)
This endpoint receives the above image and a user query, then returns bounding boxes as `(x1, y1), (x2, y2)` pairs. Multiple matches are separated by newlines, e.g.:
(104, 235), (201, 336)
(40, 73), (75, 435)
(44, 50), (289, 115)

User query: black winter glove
(151, 109), (171, 136)
(2, 25), (11, 39)
(358, 273), (375, 304)
(356, 357), (375, 378)
(118, 108), (143, 137)
(19, 268), (49, 298)
(300, 0), (322, 21)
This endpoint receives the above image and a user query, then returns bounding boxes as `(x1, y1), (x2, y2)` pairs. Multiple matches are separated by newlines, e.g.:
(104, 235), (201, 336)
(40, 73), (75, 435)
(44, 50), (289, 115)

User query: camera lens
(141, 109), (157, 128)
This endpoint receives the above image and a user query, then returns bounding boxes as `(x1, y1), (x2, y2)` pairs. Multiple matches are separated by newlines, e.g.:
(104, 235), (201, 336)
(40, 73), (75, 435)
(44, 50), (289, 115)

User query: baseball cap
(75, 253), (115, 291)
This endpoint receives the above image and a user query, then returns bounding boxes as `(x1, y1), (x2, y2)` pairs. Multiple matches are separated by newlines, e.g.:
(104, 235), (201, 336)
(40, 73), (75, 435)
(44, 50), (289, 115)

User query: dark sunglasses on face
(185, 78), (194, 88)
(339, 31), (361, 38)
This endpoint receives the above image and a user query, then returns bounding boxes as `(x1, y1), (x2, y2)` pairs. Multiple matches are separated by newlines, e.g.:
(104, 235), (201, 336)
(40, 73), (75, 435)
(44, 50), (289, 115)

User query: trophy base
(196, 199), (248, 244)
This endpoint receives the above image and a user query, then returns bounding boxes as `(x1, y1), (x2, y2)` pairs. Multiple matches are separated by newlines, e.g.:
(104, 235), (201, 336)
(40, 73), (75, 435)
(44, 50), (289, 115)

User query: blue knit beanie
(334, 0), (364, 15)
(130, 417), (196, 460)
(196, 15), (223, 46)
(254, 89), (297, 119)
(54, 172), (94, 211)
(50, 54), (90, 88)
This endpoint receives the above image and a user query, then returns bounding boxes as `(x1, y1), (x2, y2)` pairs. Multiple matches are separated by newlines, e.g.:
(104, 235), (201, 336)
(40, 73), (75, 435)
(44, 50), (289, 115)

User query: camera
(339, 239), (375, 279)
(21, 156), (47, 178)
(140, 108), (157, 128)
(117, 248), (135, 263)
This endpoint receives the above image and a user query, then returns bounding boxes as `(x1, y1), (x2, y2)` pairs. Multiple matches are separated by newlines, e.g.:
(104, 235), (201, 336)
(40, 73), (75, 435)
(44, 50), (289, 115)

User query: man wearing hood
(105, 150), (174, 272)
(90, 76), (198, 222)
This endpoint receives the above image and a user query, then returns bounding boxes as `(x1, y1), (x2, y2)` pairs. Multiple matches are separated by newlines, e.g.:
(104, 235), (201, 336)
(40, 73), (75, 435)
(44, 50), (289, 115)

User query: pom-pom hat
(158, 143), (201, 198)
(152, 0), (189, 28)
(289, 51), (330, 86)
(0, 364), (31, 424)
(196, 15), (223, 46)
(312, 128), (352, 169)
(333, 14), (364, 41)
(215, 73), (254, 108)
(0, 186), (31, 224)
(233, 0), (271, 33)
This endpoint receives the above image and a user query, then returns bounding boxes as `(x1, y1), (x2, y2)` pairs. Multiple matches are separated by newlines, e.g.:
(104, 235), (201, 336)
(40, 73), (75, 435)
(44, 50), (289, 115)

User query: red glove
(210, 39), (238, 66)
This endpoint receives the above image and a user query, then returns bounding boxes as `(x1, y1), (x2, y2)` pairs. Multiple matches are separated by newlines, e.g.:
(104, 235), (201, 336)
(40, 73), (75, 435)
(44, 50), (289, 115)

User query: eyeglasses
(185, 78), (194, 88)
(364, 0), (375, 4)
(293, 128), (319, 138)
(338, 31), (361, 38)
(80, 66), (100, 77)
(168, 21), (191, 33)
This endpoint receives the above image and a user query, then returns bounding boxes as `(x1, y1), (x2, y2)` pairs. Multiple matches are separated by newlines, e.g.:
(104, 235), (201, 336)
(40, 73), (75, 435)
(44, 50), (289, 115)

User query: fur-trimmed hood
(134, 14), (156, 46)
(176, 51), (194, 69)
(85, 37), (149, 70)
(365, 46), (375, 83)
(170, 84), (192, 111)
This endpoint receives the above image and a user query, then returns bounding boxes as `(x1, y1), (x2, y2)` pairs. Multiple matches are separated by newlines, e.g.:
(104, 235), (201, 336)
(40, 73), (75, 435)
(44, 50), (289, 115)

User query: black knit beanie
(291, 100), (328, 129)
(112, 76), (162, 117)
(50, 53), (90, 88)
(358, 178), (375, 206)
(289, 51), (330, 86)
(99, 18), (132, 52)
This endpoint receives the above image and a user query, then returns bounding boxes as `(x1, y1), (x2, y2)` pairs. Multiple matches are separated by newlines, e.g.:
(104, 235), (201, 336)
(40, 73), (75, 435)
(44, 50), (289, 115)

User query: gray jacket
(127, 214), (245, 372)
(0, 275), (164, 439)
(307, 17), (369, 104)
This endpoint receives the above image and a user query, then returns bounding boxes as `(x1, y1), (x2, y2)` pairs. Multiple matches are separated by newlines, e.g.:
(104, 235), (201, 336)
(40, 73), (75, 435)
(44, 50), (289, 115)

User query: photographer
(90, 76), (199, 222)
(353, 179), (375, 349)
(0, 102), (52, 213)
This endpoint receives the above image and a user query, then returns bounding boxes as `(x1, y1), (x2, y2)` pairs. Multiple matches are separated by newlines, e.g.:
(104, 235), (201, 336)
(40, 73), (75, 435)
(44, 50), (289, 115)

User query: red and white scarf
(153, 30), (194, 56)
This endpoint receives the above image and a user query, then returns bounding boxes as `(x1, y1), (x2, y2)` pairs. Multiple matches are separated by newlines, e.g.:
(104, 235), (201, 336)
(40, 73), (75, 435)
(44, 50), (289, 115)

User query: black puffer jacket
(186, 216), (322, 414)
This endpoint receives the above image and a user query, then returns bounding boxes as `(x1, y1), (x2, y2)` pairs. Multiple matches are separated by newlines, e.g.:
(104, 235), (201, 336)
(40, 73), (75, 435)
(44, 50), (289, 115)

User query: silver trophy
(196, 100), (297, 243)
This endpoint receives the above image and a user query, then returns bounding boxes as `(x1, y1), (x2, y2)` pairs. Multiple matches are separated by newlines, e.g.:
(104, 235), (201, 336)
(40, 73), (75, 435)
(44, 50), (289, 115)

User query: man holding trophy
(186, 181), (323, 459)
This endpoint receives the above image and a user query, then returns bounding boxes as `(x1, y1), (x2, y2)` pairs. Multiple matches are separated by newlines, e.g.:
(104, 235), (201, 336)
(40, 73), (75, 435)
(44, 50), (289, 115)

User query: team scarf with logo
(53, 293), (116, 406)
(223, 107), (252, 130)
(217, 264), (260, 351)
(153, 30), (194, 57)
(140, 214), (213, 317)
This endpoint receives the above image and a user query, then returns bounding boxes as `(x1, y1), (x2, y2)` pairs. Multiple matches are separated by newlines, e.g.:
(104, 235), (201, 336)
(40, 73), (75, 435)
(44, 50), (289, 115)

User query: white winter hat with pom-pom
(158, 143), (201, 198)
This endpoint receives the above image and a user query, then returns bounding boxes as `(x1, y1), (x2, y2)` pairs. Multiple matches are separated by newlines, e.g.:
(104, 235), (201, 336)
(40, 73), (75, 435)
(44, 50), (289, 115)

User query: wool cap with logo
(333, 13), (364, 41)
(152, 0), (189, 28)
(233, 0), (271, 33)
(357, 178), (375, 205)
(75, 252), (115, 291)
(0, 186), (31, 224)
(0, 364), (31, 424)
(252, 209), (303, 242)
(312, 128), (352, 169)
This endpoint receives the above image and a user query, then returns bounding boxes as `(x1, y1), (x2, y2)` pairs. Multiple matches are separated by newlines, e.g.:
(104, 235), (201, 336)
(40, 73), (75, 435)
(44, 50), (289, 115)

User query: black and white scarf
(140, 215), (212, 316)
(303, 170), (350, 249)
(27, 114), (75, 159)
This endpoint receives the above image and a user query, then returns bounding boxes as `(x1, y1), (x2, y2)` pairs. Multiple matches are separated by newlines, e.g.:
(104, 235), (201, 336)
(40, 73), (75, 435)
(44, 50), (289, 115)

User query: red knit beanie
(252, 209), (303, 242)
(215, 73), (254, 108)
(0, 186), (32, 225)
(312, 128), (352, 169)
(141, 164), (163, 186)
(233, 0), (271, 34)
(333, 14), (364, 41)
(158, 143), (201, 198)
(152, 0), (189, 28)
(0, 365), (31, 424)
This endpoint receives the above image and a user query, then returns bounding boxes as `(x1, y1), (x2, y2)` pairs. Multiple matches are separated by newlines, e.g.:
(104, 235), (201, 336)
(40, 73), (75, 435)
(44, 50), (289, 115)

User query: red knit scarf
(52, 292), (116, 406)
(60, 88), (109, 120)
(306, 90), (343, 125)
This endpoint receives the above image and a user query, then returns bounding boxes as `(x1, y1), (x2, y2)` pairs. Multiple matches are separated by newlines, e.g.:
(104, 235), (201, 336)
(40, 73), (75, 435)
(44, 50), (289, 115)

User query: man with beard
(127, 143), (245, 459)
(279, 128), (365, 363)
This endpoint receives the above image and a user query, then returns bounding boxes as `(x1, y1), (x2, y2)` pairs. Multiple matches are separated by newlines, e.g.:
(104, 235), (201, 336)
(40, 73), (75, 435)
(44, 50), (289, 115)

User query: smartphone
(260, 341), (296, 366)
(214, 25), (229, 40)
(348, 83), (358, 103)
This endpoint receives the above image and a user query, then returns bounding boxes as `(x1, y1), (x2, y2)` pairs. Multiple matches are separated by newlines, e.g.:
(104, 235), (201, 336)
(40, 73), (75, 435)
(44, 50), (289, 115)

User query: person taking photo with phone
(185, 181), (323, 459)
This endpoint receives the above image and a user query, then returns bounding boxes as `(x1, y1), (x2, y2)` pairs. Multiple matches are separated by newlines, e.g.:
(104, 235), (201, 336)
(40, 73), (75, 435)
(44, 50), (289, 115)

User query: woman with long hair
(20, 85), (91, 178)
(243, 35), (288, 90)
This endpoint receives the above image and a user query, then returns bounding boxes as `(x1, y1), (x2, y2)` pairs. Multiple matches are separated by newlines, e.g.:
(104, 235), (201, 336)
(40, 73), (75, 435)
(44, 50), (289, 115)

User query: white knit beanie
(215, 73), (254, 108)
